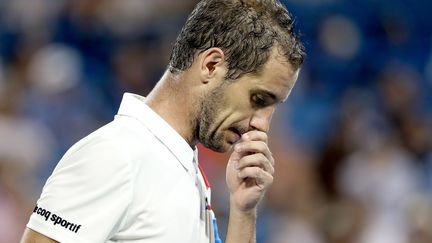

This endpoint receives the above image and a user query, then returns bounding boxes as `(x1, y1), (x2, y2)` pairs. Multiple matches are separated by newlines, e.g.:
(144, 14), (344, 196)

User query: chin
(219, 143), (232, 153)
(210, 143), (229, 153)
(219, 137), (239, 153)
(199, 129), (234, 153)
(200, 139), (229, 153)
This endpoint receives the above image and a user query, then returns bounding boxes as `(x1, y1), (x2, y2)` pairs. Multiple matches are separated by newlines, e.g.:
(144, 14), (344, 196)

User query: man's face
(196, 49), (300, 152)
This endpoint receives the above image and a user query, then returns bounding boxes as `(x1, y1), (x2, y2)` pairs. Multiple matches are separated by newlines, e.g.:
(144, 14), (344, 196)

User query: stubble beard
(192, 85), (227, 152)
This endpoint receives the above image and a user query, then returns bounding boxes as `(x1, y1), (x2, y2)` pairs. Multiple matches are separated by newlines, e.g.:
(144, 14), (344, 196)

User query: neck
(145, 70), (198, 147)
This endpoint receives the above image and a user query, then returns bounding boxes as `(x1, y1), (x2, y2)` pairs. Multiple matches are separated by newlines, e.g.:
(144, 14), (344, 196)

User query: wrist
(229, 197), (258, 217)
(226, 198), (257, 243)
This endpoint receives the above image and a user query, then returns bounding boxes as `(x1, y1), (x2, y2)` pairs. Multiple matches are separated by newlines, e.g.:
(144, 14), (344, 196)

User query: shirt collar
(116, 92), (196, 173)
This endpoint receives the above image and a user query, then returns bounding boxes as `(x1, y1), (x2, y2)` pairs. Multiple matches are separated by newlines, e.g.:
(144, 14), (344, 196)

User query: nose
(249, 106), (275, 133)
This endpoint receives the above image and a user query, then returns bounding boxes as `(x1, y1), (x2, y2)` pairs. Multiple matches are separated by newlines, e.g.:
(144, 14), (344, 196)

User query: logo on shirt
(33, 205), (82, 233)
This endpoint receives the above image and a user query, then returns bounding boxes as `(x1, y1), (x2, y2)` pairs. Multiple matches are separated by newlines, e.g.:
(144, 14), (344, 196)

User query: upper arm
(21, 228), (58, 243)
(25, 137), (132, 242)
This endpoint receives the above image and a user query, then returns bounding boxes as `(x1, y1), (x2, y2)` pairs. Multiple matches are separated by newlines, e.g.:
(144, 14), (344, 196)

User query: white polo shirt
(27, 93), (221, 243)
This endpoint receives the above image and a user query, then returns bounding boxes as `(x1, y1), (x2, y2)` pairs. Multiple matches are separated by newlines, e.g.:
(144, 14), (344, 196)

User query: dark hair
(169, 0), (305, 80)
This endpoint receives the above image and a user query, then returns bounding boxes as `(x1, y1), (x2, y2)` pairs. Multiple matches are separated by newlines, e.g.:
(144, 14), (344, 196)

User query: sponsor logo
(33, 205), (82, 233)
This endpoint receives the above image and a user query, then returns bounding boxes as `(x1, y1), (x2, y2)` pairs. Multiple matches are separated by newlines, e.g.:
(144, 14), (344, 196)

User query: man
(21, 0), (305, 242)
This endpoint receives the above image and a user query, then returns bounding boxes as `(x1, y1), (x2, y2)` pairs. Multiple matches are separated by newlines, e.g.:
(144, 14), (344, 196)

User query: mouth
(227, 127), (242, 144)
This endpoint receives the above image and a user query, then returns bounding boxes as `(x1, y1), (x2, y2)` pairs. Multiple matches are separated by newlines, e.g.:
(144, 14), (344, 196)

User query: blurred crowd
(0, 0), (431, 243)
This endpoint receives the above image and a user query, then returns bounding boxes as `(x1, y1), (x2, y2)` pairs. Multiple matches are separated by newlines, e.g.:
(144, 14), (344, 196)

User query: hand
(226, 130), (275, 212)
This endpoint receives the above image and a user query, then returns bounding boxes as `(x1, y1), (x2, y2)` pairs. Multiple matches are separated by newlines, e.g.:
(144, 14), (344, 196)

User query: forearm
(20, 228), (58, 243)
(225, 131), (274, 243)
(225, 200), (257, 243)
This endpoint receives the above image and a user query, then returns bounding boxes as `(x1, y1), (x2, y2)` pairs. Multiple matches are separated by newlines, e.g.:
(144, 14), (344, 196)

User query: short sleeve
(27, 136), (132, 243)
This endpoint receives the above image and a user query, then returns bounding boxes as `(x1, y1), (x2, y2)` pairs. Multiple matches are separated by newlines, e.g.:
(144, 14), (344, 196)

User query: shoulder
(63, 116), (153, 161)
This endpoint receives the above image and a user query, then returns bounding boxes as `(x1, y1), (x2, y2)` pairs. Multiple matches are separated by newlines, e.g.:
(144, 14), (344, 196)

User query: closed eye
(251, 94), (269, 108)
(250, 89), (280, 108)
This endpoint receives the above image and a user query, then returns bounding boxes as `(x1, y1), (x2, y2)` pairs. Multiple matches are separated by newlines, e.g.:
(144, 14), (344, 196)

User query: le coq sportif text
(33, 205), (82, 233)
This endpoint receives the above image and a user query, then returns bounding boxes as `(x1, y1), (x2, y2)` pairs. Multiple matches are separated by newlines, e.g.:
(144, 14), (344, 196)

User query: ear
(199, 48), (225, 83)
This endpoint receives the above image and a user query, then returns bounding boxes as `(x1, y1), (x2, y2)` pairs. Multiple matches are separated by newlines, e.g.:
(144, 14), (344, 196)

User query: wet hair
(169, 0), (305, 80)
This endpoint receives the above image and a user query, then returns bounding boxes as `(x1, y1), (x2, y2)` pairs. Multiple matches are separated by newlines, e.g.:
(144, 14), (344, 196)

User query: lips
(228, 127), (242, 144)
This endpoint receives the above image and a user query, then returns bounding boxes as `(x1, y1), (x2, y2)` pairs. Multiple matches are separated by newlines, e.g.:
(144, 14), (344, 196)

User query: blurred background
(0, 0), (431, 242)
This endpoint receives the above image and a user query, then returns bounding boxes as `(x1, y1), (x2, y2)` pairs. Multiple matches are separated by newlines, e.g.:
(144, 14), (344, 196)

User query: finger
(242, 130), (268, 143)
(228, 148), (243, 164)
(237, 167), (273, 189)
(236, 153), (274, 175)
(234, 140), (273, 164)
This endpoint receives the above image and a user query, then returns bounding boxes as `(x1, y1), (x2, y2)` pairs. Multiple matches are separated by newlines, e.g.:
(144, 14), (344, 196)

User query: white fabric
(27, 93), (212, 243)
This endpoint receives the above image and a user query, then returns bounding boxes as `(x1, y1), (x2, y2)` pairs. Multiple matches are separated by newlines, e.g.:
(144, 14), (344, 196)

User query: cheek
(230, 100), (254, 121)
(213, 90), (253, 130)
(220, 111), (253, 131)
